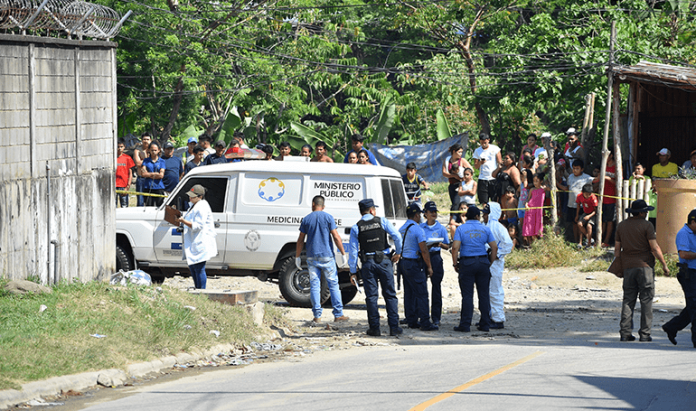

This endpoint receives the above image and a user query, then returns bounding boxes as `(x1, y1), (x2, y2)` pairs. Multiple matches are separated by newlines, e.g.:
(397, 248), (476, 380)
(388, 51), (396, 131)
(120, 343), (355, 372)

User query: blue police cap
(406, 202), (422, 217)
(424, 201), (438, 212)
(359, 198), (377, 211)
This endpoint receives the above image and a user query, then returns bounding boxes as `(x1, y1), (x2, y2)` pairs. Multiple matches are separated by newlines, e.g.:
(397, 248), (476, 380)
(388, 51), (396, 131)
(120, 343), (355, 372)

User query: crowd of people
(442, 129), (696, 250)
(115, 132), (384, 207)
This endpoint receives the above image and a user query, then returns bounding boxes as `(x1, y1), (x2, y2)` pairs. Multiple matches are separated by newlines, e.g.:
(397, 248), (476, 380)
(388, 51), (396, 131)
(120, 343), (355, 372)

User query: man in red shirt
(116, 138), (135, 208)
(594, 151), (617, 247)
(576, 183), (598, 247)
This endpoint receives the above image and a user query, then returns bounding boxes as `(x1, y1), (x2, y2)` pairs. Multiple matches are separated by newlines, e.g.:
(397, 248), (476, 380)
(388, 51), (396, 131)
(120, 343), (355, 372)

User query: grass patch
(579, 259), (611, 272)
(507, 228), (587, 269)
(422, 181), (451, 213)
(0, 280), (263, 390)
(656, 254), (679, 277)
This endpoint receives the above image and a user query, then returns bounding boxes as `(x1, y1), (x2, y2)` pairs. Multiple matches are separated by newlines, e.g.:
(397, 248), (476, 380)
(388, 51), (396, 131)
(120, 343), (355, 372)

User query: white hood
(487, 202), (502, 224)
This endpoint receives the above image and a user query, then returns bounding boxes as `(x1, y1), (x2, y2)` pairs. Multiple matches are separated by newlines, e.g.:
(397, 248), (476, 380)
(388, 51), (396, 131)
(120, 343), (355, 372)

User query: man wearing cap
(343, 134), (380, 165)
(161, 141), (184, 195)
(185, 137), (198, 163)
(482, 202), (513, 329)
(203, 141), (229, 165)
(473, 132), (502, 204)
(402, 162), (430, 206)
(451, 206), (498, 332)
(421, 201), (450, 326)
(296, 195), (349, 324)
(398, 203), (438, 331)
(348, 199), (403, 336)
(652, 148), (678, 178)
(176, 185), (218, 289)
(563, 128), (584, 166)
(662, 210), (696, 347)
(615, 200), (669, 342)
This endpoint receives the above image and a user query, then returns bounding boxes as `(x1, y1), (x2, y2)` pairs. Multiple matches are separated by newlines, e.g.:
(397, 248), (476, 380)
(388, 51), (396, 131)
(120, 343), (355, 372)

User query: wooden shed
(614, 61), (696, 171)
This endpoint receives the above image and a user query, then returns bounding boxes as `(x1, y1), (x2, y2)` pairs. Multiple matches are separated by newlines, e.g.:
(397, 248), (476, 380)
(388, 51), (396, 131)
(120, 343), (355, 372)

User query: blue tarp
(371, 134), (469, 184)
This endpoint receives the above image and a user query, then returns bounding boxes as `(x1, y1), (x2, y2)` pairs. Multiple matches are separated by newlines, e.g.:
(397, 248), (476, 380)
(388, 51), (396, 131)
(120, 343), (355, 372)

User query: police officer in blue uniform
(451, 206), (498, 332)
(348, 199), (403, 336)
(399, 203), (438, 331)
(662, 209), (696, 347)
(421, 201), (450, 326)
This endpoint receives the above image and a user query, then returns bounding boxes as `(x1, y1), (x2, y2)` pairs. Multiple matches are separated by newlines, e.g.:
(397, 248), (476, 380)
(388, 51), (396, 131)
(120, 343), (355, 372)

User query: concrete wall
(0, 35), (117, 284)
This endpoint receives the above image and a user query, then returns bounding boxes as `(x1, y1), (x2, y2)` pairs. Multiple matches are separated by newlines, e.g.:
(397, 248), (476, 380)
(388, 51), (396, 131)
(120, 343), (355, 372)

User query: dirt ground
(163, 250), (686, 347)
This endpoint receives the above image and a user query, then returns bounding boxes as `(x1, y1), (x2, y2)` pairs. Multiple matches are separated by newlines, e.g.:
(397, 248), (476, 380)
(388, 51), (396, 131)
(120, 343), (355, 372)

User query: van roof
(186, 160), (402, 178)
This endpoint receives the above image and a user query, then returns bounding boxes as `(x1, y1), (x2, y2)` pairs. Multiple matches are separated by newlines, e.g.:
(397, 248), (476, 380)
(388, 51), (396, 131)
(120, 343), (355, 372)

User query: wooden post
(613, 80), (624, 225)
(542, 134), (557, 227)
(596, 21), (616, 247)
(581, 92), (596, 166)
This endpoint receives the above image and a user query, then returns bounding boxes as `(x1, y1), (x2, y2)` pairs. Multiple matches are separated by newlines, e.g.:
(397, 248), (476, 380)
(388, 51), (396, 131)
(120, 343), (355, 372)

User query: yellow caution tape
(115, 190), (168, 198)
(557, 190), (638, 201)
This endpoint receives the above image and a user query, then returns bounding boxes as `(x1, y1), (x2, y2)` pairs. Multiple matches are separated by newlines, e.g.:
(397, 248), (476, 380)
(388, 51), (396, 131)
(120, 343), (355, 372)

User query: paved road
(71, 335), (696, 411)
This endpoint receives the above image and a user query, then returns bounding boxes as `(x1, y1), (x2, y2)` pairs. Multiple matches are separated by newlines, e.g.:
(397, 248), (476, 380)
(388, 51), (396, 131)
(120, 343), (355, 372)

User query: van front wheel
(278, 256), (329, 308)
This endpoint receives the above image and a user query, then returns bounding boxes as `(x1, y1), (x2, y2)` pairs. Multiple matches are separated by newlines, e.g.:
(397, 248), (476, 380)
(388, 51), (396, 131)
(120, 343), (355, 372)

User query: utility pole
(597, 21), (616, 248)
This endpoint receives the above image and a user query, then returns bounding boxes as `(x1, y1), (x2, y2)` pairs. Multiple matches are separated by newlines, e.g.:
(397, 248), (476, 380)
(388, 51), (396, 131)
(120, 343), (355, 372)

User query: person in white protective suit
(482, 202), (513, 329)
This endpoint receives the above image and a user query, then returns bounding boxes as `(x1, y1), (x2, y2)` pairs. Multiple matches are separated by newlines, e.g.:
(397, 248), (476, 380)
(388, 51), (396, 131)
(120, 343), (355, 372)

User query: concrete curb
(0, 343), (241, 410)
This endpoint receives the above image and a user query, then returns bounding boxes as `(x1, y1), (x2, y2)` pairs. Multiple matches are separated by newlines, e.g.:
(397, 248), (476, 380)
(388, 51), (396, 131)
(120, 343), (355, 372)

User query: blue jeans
(116, 188), (129, 208)
(307, 257), (343, 319)
(361, 257), (399, 330)
(135, 178), (145, 207)
(401, 258), (432, 328)
(430, 252), (444, 324)
(189, 261), (207, 289)
(458, 256), (491, 329)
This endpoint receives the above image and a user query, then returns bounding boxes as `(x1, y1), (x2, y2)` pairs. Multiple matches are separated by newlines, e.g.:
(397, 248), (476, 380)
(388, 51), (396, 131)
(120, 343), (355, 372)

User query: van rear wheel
(278, 256), (329, 308)
(116, 245), (133, 272)
(340, 287), (358, 305)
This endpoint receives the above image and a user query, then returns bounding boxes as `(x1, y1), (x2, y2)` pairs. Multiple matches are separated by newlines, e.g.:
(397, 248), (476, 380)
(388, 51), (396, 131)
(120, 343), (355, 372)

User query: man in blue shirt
(161, 142), (184, 194)
(343, 134), (380, 165)
(296, 196), (349, 323)
(662, 209), (696, 347)
(348, 199), (402, 336)
(420, 201), (450, 327)
(204, 141), (229, 165)
(451, 206), (498, 332)
(399, 203), (437, 331)
(140, 141), (166, 207)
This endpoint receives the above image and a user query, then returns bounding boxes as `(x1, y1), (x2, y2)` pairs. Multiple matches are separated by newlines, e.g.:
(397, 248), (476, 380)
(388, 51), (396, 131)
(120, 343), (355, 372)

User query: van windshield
(381, 178), (407, 220)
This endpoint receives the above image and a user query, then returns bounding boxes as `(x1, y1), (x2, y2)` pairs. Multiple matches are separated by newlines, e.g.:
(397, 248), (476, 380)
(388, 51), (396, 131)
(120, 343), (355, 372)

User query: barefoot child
(576, 183), (598, 247)
(501, 185), (518, 226)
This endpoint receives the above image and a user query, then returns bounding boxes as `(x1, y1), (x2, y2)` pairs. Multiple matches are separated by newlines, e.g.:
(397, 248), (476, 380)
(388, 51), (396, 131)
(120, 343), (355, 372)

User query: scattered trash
(155, 287), (163, 293)
(26, 399), (64, 407)
(509, 276), (520, 281)
(250, 342), (282, 351)
(184, 306), (196, 311)
(39, 304), (47, 313)
(658, 309), (668, 313)
(210, 330), (220, 337)
(109, 270), (152, 287)
(653, 297), (660, 303)
(90, 334), (107, 339)
(585, 276), (596, 280)
(174, 364), (187, 369)
(183, 325), (192, 329)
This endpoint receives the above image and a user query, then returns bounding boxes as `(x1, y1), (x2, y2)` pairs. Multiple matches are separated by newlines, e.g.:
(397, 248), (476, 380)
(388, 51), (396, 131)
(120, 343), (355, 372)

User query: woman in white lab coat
(177, 184), (217, 289)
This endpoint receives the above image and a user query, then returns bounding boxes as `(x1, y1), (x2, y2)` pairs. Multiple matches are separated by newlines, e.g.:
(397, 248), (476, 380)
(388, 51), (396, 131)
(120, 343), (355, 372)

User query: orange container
(654, 179), (696, 254)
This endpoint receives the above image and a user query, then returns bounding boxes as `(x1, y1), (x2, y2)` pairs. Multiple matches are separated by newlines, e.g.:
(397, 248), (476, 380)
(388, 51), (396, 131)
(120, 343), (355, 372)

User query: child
(576, 183), (598, 248)
(448, 201), (467, 240)
(558, 159), (593, 244)
(402, 162), (430, 206)
(501, 185), (518, 226)
(591, 165), (601, 193)
(517, 169), (532, 235)
(458, 167), (477, 206)
(522, 172), (546, 245)
(508, 224), (520, 250)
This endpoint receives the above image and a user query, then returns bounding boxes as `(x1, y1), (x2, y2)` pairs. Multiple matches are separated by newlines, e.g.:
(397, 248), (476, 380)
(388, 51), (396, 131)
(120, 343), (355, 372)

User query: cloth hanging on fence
(371, 134), (469, 184)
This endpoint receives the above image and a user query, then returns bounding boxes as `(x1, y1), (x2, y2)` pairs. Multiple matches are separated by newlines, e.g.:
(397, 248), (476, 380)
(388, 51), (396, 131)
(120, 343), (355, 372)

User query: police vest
(357, 217), (388, 254)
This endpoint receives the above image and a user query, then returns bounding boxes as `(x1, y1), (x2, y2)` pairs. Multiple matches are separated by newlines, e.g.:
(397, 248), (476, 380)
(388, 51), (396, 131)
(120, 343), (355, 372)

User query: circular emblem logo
(244, 230), (261, 252)
(258, 177), (285, 202)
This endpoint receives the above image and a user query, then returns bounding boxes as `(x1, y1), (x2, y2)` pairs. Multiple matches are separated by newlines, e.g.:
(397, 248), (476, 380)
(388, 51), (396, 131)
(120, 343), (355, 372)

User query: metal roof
(613, 61), (696, 91)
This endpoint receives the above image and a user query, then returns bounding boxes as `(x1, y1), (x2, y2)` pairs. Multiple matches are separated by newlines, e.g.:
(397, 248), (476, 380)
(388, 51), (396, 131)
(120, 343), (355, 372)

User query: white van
(115, 161), (408, 307)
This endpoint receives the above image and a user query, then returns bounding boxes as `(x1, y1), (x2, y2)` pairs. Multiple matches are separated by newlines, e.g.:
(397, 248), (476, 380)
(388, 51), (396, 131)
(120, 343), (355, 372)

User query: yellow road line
(409, 351), (545, 411)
